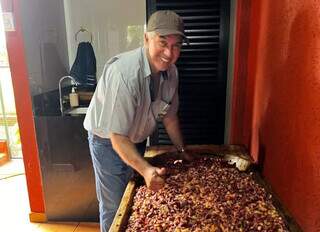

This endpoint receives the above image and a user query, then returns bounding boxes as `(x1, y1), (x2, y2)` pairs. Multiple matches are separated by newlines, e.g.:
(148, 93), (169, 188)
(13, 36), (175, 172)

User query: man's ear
(143, 33), (148, 45)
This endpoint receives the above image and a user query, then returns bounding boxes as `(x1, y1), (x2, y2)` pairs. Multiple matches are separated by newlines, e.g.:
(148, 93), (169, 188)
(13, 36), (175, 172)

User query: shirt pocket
(151, 99), (171, 120)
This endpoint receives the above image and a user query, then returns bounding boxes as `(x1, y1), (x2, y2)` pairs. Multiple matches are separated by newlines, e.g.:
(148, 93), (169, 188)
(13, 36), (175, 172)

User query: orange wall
(1, 0), (45, 214)
(232, 0), (320, 231)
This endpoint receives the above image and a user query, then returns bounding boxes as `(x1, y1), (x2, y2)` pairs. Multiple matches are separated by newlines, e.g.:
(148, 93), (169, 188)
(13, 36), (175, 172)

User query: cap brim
(155, 29), (190, 45)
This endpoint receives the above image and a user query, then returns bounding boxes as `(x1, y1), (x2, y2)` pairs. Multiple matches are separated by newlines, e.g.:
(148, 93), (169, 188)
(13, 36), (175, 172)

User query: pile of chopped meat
(126, 156), (288, 232)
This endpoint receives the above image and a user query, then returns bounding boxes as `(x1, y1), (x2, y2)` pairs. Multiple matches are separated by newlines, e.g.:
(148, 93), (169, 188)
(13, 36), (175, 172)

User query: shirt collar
(142, 47), (151, 78)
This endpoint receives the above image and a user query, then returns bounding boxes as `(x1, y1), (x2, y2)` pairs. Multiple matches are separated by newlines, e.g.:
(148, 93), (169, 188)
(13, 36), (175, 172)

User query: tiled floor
(0, 160), (100, 232)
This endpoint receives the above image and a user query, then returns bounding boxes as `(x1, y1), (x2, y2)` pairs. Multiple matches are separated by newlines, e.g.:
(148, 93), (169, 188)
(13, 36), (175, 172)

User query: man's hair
(146, 31), (158, 39)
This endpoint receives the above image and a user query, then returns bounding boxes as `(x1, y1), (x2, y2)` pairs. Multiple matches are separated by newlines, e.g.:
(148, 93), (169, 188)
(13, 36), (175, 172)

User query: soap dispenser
(69, 87), (79, 108)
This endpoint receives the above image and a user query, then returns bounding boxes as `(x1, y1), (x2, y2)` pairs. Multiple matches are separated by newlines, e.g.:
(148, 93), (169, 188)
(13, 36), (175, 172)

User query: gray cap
(147, 10), (188, 42)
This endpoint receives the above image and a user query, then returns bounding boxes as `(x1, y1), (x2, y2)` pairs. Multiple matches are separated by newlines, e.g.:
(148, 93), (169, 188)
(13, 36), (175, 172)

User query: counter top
(65, 107), (88, 115)
(32, 88), (92, 117)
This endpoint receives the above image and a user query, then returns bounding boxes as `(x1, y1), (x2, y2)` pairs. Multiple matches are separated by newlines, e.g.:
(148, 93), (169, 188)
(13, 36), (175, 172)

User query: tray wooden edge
(109, 180), (136, 232)
(145, 144), (250, 158)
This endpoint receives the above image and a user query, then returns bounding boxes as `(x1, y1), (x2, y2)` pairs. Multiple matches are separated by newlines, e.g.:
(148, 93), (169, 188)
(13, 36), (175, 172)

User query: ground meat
(125, 156), (288, 232)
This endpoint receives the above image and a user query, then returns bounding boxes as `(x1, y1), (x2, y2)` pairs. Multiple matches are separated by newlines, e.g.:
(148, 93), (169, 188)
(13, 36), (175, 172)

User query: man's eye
(159, 41), (167, 47)
(174, 44), (182, 49)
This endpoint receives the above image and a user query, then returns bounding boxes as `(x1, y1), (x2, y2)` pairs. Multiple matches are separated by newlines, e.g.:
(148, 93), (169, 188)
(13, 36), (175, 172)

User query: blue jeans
(87, 132), (146, 232)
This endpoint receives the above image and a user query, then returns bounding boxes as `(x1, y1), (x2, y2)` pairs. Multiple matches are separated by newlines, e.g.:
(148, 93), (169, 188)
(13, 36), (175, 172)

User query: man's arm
(162, 114), (184, 149)
(162, 114), (193, 161)
(109, 132), (166, 191)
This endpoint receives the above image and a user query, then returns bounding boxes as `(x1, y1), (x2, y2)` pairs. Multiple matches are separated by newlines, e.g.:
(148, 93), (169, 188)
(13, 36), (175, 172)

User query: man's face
(145, 33), (183, 74)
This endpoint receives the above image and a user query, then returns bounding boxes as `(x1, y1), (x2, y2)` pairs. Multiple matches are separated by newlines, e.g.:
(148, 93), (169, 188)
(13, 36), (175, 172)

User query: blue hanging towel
(70, 42), (97, 86)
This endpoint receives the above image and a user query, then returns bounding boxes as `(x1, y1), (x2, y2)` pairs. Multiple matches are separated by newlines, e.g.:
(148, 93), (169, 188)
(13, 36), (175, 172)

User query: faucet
(59, 75), (78, 116)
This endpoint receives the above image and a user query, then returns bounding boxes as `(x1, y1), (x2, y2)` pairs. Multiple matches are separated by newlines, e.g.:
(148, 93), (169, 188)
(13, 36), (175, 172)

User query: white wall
(63, 0), (146, 80)
(19, 0), (146, 94)
(20, 0), (69, 95)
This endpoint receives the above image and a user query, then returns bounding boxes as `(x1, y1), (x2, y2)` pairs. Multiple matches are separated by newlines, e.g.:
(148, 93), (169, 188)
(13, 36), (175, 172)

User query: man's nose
(163, 46), (173, 58)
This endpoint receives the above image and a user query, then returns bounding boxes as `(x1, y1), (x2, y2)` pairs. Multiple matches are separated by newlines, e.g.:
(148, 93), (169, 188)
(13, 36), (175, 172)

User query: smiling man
(83, 10), (192, 232)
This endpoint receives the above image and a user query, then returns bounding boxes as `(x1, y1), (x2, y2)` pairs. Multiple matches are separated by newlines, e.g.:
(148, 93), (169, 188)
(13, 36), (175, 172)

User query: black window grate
(148, 0), (230, 145)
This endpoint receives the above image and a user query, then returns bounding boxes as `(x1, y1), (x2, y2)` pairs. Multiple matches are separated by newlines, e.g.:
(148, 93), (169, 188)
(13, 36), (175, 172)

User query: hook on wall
(74, 26), (93, 43)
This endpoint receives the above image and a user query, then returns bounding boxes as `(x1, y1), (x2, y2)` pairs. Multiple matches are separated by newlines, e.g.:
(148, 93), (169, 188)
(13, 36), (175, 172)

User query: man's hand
(143, 166), (166, 191)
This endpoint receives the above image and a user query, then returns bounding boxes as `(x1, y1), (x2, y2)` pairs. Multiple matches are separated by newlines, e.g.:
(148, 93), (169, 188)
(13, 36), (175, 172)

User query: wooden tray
(109, 145), (302, 232)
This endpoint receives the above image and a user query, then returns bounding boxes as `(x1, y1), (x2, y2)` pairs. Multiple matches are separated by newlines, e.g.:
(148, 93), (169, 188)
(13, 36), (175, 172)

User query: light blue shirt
(83, 47), (179, 143)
